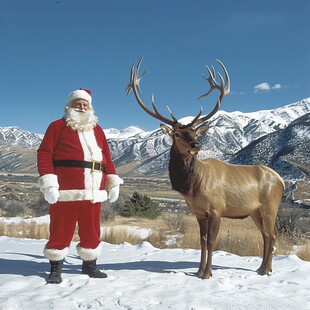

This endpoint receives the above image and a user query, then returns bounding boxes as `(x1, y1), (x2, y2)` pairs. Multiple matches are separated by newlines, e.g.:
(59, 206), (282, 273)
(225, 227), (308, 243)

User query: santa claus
(37, 88), (123, 284)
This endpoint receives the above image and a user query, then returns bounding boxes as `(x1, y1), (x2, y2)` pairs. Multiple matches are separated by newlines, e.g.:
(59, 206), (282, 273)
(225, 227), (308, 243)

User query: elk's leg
(196, 216), (208, 276)
(203, 212), (221, 279)
(259, 216), (277, 275)
(251, 209), (276, 275)
(250, 209), (267, 272)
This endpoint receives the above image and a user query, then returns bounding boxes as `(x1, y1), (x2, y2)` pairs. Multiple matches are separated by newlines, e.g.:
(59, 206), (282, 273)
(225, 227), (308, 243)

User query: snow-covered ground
(0, 236), (309, 310)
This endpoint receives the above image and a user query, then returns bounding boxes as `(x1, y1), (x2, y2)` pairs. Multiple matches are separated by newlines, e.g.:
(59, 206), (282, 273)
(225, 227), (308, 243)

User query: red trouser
(46, 201), (101, 250)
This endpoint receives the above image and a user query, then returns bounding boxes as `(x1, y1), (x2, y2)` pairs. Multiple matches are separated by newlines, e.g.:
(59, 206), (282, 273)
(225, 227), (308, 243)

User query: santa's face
(71, 98), (89, 112)
(65, 99), (98, 131)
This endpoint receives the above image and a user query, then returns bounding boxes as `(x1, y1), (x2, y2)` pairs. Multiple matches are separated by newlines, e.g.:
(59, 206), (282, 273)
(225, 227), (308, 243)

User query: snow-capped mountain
(104, 126), (147, 139)
(0, 126), (43, 149)
(0, 98), (309, 178)
(113, 98), (310, 175)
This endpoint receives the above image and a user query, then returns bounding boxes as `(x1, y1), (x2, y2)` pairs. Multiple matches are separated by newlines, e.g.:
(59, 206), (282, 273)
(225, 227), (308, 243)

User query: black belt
(53, 160), (106, 173)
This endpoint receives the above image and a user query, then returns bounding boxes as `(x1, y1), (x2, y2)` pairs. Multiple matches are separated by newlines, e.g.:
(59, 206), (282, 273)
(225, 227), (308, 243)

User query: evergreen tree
(120, 191), (161, 219)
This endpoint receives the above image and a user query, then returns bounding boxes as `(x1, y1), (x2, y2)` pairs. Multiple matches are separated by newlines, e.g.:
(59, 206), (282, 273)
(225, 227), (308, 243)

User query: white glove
(108, 185), (120, 203)
(44, 187), (59, 204)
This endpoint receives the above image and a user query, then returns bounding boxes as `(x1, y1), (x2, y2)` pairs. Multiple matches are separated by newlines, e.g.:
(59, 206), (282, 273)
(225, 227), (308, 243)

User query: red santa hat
(68, 88), (92, 106)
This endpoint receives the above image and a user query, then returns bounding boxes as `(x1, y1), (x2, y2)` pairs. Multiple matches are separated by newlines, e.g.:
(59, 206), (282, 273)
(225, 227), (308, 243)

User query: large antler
(126, 57), (178, 127)
(191, 59), (230, 127)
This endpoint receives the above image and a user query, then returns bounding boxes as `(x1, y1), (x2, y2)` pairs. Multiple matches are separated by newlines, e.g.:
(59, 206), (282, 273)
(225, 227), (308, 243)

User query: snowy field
(0, 236), (309, 310)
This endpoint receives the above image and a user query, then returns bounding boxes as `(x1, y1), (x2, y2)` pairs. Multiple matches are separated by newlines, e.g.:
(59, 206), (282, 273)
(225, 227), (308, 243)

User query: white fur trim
(68, 89), (92, 105)
(44, 246), (69, 261)
(106, 174), (124, 190)
(92, 190), (108, 203)
(81, 130), (103, 162)
(78, 130), (93, 193)
(39, 174), (59, 192)
(58, 189), (108, 202)
(78, 130), (92, 162)
(77, 243), (102, 261)
(77, 129), (104, 202)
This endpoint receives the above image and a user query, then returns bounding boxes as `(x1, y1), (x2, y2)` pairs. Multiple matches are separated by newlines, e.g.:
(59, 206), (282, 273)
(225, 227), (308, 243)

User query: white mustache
(73, 108), (87, 113)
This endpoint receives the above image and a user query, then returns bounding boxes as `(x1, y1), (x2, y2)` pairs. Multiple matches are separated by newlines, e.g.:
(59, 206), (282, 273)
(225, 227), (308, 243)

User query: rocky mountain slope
(230, 113), (310, 180)
(229, 112), (310, 205)
(0, 127), (43, 174)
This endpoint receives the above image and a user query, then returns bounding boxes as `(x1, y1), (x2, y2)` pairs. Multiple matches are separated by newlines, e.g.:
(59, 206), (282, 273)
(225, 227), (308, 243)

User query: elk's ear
(196, 124), (209, 137)
(160, 124), (173, 136)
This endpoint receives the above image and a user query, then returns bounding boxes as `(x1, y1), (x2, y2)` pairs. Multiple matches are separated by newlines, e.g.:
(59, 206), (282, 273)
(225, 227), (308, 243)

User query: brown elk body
(126, 58), (285, 278)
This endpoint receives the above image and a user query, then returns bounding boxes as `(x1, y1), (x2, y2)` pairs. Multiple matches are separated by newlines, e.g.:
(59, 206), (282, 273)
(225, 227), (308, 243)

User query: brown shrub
(162, 212), (186, 233)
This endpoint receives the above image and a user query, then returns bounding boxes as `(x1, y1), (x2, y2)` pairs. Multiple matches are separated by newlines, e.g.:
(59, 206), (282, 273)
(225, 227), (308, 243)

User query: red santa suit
(37, 95), (123, 262)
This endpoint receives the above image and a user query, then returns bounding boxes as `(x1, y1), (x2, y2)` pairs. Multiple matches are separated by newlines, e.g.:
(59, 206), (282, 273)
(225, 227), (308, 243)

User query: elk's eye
(175, 133), (181, 138)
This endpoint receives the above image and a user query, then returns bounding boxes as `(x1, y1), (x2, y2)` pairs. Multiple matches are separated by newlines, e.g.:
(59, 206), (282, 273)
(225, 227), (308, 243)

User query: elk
(125, 57), (285, 279)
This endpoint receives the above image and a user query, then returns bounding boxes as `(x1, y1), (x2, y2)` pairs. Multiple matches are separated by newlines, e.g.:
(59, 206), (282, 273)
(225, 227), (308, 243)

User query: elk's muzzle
(190, 141), (201, 151)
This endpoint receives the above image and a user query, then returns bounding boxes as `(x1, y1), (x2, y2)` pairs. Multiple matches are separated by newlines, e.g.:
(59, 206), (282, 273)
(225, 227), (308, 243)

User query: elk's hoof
(197, 269), (204, 277)
(257, 267), (271, 275)
(202, 271), (212, 279)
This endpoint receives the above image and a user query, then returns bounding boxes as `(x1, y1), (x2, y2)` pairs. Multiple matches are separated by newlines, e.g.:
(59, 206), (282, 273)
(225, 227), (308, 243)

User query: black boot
(82, 260), (107, 278)
(47, 259), (64, 284)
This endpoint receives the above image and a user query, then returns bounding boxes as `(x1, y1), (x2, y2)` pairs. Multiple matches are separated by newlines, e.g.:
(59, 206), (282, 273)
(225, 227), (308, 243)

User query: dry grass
(217, 218), (264, 256)
(0, 221), (81, 241)
(167, 215), (264, 256)
(101, 226), (144, 245)
(1, 213), (309, 262)
(0, 221), (50, 239)
(100, 215), (169, 248)
(99, 214), (310, 261)
(296, 244), (310, 261)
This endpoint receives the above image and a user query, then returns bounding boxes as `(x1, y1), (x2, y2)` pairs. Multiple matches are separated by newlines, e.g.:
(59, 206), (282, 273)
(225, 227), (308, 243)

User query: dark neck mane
(168, 147), (198, 195)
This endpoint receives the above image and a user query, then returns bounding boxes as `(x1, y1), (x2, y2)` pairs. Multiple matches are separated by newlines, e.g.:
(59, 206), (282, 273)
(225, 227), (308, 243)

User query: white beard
(65, 107), (98, 131)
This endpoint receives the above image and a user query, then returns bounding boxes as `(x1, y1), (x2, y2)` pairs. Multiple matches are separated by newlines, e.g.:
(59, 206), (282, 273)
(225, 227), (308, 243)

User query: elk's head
(125, 58), (230, 159)
(159, 123), (209, 158)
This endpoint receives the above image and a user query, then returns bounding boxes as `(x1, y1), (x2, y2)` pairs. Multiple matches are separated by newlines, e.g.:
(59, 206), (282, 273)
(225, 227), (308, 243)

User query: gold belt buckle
(92, 160), (102, 173)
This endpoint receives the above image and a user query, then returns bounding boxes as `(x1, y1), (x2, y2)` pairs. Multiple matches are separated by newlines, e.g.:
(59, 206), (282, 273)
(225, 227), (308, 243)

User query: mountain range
(108, 98), (310, 178)
(0, 98), (309, 204)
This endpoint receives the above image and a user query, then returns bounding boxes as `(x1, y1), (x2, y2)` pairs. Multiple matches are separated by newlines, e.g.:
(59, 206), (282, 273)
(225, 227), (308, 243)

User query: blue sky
(1, 0), (309, 134)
